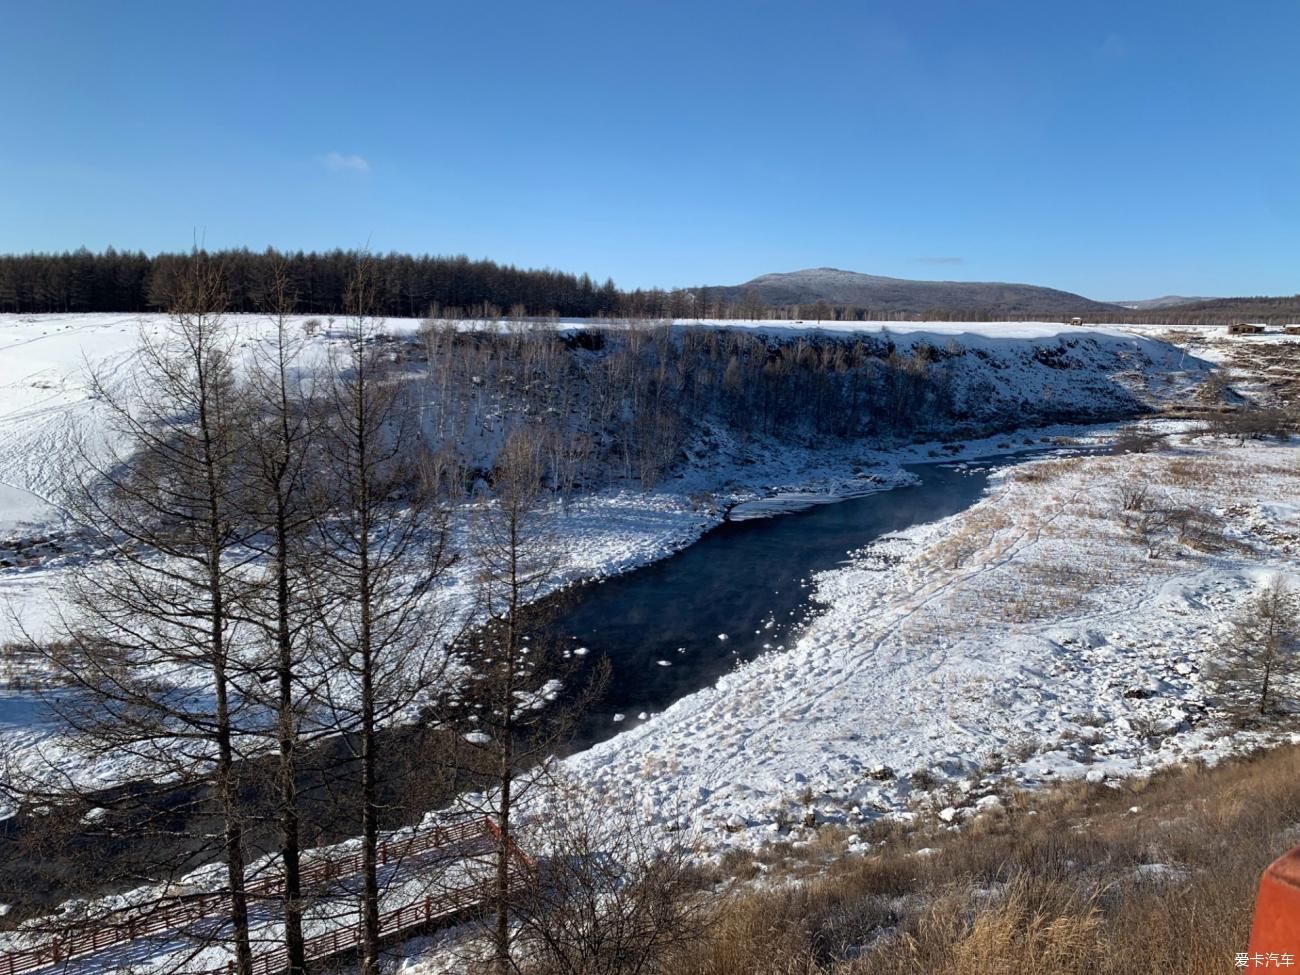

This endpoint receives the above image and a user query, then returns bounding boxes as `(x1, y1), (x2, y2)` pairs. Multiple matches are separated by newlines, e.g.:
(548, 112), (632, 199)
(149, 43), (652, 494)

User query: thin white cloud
(1100, 33), (1128, 58)
(319, 151), (370, 174)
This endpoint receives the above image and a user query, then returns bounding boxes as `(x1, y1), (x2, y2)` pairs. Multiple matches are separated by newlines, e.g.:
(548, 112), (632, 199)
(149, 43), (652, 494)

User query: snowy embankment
(0, 314), (1204, 808)
(561, 434), (1300, 849)
(0, 312), (1202, 650)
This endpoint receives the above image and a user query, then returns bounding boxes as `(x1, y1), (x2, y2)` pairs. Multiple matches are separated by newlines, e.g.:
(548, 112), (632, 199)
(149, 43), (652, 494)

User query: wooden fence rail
(0, 816), (528, 975)
(232, 866), (534, 975)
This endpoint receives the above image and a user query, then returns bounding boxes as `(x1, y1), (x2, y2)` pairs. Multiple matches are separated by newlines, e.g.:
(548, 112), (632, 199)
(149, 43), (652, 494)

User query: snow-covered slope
(0, 314), (426, 533)
(0, 314), (1209, 812)
(0, 313), (1202, 536)
(563, 435), (1300, 847)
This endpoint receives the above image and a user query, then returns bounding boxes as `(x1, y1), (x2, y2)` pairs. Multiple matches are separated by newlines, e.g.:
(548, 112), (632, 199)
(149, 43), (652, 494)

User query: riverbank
(557, 428), (1300, 850)
(0, 310), (1212, 810)
(19, 422), (1288, 970)
(0, 420), (1113, 808)
(392, 419), (1300, 973)
(0, 315), (1224, 945)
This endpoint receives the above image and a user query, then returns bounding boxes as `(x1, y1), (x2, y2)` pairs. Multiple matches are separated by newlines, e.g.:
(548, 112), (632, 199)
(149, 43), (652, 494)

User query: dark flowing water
(0, 450), (1076, 918)
(562, 458), (1005, 747)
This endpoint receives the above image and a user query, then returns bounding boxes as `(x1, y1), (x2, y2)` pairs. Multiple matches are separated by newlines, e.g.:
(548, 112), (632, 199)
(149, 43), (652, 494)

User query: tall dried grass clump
(667, 745), (1300, 975)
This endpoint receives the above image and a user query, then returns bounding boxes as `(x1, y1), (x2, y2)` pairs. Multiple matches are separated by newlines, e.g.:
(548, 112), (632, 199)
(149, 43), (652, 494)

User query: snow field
(0, 312), (1251, 972)
(0, 306), (1197, 799)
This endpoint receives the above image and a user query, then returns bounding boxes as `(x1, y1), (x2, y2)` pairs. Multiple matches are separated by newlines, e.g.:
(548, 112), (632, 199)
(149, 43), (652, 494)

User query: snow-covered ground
(4, 312), (1290, 973)
(559, 432), (1300, 848)
(0, 311), (1199, 657)
(0, 314), (1216, 806)
(14, 427), (1297, 973)
(0, 311), (1206, 532)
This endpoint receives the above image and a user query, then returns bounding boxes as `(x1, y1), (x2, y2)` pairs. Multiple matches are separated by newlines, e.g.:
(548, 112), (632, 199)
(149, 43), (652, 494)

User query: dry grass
(655, 443), (1300, 974)
(942, 446), (1292, 625)
(923, 507), (1012, 570)
(1008, 455), (1088, 486)
(1163, 455), (1225, 488)
(673, 745), (1300, 975)
(0, 641), (73, 690)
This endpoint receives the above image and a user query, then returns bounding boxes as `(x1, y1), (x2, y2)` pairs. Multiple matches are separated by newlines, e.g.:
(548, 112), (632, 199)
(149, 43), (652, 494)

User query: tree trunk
(214, 656), (253, 975)
(276, 530), (306, 975)
(360, 627), (381, 975)
(495, 749), (513, 974)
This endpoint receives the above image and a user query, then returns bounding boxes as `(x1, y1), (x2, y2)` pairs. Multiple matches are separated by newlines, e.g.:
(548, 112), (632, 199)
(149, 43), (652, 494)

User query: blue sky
(2, 0), (1298, 299)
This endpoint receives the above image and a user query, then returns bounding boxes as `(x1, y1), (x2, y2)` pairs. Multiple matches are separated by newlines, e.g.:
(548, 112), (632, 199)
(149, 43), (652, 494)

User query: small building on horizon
(1228, 322), (1267, 335)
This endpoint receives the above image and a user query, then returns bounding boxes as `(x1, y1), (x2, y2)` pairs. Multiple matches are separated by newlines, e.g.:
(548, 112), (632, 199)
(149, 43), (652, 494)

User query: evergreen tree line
(11, 247), (1291, 324)
(0, 248), (623, 318)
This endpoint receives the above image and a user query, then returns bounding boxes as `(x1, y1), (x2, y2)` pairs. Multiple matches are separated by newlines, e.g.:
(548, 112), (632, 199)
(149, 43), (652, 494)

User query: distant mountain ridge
(1113, 295), (1217, 310)
(712, 267), (1124, 317)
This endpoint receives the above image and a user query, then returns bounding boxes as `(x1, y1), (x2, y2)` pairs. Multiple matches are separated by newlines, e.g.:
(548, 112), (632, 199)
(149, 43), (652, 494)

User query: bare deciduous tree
(451, 430), (608, 973)
(1213, 576), (1300, 720)
(36, 253), (260, 973)
(310, 256), (457, 975)
(241, 263), (321, 975)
